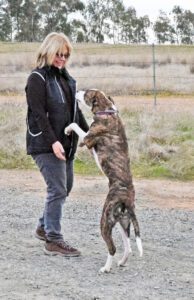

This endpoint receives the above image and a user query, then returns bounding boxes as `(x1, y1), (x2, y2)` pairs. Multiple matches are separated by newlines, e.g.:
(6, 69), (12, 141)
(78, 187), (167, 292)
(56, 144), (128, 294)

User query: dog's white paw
(99, 266), (111, 273)
(117, 259), (127, 267)
(99, 254), (113, 273)
(118, 254), (130, 267)
(117, 249), (132, 267)
(65, 125), (72, 135)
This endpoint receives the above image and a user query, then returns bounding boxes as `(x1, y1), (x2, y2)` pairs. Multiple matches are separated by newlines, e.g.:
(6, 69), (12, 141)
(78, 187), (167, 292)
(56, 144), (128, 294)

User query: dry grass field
(0, 42), (194, 94)
(0, 42), (194, 179)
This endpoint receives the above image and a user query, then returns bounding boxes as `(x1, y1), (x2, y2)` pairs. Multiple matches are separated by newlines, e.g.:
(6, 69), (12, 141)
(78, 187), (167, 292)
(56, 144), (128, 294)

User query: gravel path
(0, 170), (194, 300)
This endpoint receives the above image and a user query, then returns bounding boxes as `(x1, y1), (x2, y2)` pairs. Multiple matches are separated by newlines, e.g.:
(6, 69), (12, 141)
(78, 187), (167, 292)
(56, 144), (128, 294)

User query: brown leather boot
(44, 240), (81, 257)
(35, 227), (46, 241)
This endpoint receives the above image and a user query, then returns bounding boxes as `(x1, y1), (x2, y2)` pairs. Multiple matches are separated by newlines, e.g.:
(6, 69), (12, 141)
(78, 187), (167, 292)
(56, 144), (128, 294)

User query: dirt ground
(0, 169), (193, 300)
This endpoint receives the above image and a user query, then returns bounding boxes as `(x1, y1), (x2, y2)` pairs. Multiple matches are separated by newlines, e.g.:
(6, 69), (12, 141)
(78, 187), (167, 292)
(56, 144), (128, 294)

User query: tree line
(0, 0), (194, 44)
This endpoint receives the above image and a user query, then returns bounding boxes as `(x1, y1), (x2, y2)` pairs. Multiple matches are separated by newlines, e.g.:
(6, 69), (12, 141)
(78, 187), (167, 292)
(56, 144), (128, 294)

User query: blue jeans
(32, 153), (73, 242)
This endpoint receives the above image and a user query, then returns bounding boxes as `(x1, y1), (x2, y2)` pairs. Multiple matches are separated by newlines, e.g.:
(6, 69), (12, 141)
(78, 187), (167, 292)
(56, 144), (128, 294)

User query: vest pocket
(26, 115), (42, 137)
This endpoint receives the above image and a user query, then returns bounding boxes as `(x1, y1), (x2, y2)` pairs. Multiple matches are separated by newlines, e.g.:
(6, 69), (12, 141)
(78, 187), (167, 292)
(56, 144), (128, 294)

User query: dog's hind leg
(117, 222), (132, 267)
(100, 253), (114, 274)
(100, 219), (116, 273)
(130, 211), (143, 257)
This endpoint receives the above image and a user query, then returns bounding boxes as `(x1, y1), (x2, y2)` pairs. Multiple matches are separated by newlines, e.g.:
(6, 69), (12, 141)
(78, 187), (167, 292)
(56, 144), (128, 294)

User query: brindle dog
(65, 89), (143, 273)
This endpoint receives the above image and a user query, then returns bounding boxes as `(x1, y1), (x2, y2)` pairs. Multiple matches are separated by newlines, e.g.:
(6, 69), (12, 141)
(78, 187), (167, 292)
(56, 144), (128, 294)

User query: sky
(123, 0), (194, 22)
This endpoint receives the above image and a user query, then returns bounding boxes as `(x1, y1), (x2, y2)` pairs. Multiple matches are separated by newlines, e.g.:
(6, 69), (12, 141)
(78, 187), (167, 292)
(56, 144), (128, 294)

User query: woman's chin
(53, 63), (65, 69)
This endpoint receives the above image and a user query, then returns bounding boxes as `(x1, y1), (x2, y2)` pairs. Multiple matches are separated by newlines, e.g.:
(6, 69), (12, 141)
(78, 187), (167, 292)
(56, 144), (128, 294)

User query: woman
(25, 32), (88, 257)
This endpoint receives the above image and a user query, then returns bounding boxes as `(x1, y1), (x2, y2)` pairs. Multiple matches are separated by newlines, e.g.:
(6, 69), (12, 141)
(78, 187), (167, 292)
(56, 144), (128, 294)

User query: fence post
(152, 43), (157, 106)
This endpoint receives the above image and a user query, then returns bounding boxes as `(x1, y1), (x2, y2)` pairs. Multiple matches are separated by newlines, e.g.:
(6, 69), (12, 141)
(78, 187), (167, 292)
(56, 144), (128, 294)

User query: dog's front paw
(65, 125), (72, 135)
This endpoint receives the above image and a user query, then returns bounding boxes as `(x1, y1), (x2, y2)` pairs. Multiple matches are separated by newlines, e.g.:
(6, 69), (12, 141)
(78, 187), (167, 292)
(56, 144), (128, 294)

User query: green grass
(1, 99), (194, 180)
(0, 151), (101, 174)
(0, 151), (35, 169)
(132, 161), (172, 179)
(74, 157), (101, 175)
(132, 156), (194, 181)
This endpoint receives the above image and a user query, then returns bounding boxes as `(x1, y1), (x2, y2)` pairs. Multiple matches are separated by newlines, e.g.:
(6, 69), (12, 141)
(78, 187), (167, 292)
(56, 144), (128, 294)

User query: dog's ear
(108, 96), (115, 104)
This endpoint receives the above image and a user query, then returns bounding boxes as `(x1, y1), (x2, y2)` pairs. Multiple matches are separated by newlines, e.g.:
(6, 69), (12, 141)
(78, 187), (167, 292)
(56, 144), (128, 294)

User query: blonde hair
(36, 32), (72, 68)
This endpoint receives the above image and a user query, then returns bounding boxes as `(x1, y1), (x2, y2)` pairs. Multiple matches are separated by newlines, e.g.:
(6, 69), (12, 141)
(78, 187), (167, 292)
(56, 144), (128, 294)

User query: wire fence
(0, 44), (194, 105)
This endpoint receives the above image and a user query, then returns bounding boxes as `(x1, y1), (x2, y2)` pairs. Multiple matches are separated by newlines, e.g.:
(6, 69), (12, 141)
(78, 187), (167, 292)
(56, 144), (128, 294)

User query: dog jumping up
(65, 89), (143, 273)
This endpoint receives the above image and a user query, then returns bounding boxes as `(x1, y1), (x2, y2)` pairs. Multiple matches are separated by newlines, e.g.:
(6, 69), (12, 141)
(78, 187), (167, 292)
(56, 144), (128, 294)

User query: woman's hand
(52, 141), (66, 160)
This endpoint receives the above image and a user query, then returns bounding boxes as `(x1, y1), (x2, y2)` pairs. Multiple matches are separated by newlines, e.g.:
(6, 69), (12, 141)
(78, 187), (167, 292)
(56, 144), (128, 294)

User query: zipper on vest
(55, 76), (65, 103)
(68, 96), (77, 158)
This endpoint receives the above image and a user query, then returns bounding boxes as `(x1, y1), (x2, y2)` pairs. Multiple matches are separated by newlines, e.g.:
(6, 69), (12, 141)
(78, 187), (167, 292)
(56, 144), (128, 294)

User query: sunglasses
(56, 52), (70, 59)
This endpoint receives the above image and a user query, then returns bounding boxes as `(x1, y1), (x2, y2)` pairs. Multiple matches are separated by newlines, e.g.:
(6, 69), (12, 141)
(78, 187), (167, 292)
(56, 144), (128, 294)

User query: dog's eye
(92, 98), (97, 106)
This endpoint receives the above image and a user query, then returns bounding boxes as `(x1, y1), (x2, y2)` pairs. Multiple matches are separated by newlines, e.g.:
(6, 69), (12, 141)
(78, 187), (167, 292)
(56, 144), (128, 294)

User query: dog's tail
(131, 211), (143, 257)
